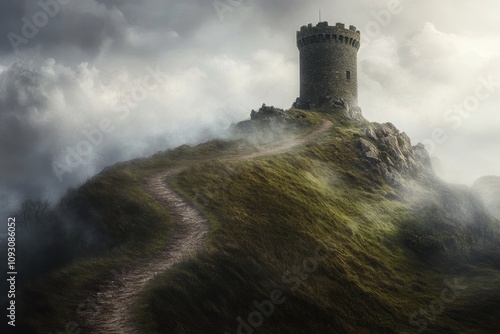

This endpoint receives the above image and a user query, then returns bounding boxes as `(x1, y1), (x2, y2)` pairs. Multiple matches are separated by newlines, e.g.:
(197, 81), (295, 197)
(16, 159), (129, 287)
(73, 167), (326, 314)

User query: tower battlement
(297, 22), (361, 50)
(296, 21), (361, 109)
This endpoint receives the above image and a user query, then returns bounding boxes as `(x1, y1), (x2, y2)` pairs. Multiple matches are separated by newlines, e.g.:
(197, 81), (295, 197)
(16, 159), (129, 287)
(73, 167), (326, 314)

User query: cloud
(1, 0), (500, 216)
(359, 20), (500, 184)
(0, 47), (296, 217)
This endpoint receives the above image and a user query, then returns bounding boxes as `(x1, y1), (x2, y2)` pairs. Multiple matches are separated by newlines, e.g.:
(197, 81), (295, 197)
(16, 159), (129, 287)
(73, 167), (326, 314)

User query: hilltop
(13, 106), (500, 334)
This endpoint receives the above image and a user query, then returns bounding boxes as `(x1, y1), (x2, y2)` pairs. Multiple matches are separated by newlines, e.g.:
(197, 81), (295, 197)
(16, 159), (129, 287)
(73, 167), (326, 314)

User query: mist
(1, 0), (500, 217)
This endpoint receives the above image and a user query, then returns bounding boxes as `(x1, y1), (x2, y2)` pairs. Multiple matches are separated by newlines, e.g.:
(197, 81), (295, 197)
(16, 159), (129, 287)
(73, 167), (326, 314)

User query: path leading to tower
(82, 120), (332, 334)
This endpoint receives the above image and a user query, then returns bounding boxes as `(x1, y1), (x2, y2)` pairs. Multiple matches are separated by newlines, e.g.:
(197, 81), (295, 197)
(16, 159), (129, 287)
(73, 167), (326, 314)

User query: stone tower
(295, 21), (360, 109)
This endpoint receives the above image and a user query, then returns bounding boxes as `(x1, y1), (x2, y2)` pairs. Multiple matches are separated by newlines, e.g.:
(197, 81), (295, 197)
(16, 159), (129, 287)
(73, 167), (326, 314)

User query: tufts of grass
(15, 163), (187, 333)
(18, 109), (500, 333)
(17, 109), (325, 333)
(136, 113), (500, 333)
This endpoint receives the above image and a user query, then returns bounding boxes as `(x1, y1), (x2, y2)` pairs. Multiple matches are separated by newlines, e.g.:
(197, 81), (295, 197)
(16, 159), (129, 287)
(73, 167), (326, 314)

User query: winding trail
(82, 120), (332, 333)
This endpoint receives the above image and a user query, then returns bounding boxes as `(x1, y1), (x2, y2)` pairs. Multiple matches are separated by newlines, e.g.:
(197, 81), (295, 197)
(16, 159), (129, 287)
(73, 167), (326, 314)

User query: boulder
(360, 123), (435, 189)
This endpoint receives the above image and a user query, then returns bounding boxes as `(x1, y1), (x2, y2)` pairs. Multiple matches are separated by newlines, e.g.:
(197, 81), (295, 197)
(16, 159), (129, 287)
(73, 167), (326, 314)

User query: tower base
(292, 97), (364, 121)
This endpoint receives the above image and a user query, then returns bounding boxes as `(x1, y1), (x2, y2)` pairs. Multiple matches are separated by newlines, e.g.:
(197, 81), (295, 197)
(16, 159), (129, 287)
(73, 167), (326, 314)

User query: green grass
(134, 112), (500, 333)
(17, 110), (324, 333)
(18, 109), (500, 333)
(17, 166), (177, 333)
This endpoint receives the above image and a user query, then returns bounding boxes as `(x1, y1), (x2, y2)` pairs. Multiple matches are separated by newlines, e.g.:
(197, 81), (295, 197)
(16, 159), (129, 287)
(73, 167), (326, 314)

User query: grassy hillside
(134, 112), (500, 334)
(134, 113), (500, 333)
(16, 110), (500, 333)
(15, 110), (320, 333)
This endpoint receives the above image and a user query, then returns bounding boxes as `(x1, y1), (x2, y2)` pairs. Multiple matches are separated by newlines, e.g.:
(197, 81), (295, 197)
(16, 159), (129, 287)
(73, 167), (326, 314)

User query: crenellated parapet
(297, 22), (361, 50)
(296, 21), (360, 109)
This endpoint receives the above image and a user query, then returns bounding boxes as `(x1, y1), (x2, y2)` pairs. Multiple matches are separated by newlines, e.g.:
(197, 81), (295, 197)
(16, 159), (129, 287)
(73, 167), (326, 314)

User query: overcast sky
(1, 0), (499, 216)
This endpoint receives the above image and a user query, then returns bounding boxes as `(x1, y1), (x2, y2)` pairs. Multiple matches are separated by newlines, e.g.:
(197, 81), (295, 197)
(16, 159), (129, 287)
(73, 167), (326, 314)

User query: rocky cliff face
(473, 176), (500, 220)
(359, 122), (434, 188)
(246, 104), (436, 189)
(358, 122), (495, 257)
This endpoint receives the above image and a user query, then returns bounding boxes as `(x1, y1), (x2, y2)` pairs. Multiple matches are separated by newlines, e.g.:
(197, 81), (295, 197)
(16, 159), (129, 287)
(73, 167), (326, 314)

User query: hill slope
(17, 108), (500, 334)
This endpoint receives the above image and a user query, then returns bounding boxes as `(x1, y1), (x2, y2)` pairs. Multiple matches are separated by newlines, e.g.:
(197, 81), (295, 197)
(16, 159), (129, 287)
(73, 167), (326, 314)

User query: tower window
(346, 71), (351, 80)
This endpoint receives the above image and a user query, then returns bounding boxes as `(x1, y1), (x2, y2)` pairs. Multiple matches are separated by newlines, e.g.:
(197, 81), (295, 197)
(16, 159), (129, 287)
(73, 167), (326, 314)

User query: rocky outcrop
(250, 104), (288, 121)
(230, 104), (310, 142)
(359, 122), (434, 188)
(344, 105), (364, 122)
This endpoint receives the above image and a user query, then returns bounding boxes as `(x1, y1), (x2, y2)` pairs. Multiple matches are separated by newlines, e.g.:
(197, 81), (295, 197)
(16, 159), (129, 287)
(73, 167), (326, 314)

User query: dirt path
(82, 120), (332, 333)
(240, 119), (333, 159)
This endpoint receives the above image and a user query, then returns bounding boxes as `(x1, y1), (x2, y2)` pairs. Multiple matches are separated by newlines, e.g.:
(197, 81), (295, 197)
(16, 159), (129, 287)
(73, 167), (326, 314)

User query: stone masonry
(295, 22), (361, 109)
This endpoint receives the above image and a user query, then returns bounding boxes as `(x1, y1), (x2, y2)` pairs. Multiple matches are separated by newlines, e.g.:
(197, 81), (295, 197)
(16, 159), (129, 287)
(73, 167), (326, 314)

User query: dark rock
(250, 104), (288, 121)
(359, 123), (435, 189)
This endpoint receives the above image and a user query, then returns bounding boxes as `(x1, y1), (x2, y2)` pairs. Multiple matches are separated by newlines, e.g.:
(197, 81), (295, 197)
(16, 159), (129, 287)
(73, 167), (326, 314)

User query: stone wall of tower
(297, 22), (360, 108)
